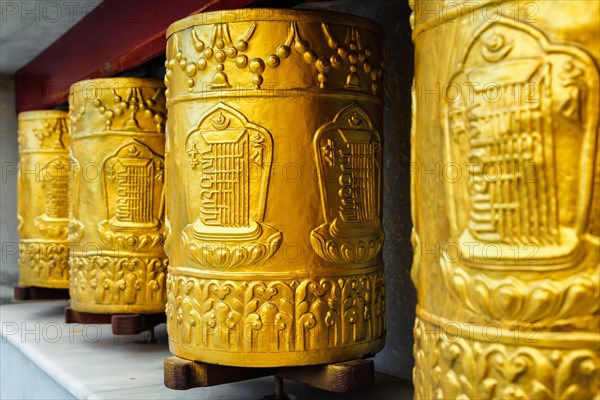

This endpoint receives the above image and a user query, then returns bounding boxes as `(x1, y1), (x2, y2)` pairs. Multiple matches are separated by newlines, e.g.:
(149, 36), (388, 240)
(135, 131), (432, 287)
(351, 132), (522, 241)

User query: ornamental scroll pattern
(99, 140), (166, 251)
(311, 105), (383, 264)
(69, 86), (166, 134)
(19, 242), (69, 283)
(413, 318), (600, 400)
(440, 256), (600, 328)
(182, 103), (282, 269)
(165, 21), (384, 93)
(166, 269), (385, 352)
(33, 117), (67, 149)
(69, 255), (168, 307)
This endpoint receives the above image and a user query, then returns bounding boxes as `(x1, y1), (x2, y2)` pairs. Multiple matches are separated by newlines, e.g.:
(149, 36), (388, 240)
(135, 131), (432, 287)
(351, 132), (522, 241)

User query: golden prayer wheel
(410, 0), (600, 398)
(17, 110), (70, 288)
(68, 78), (168, 314)
(164, 9), (386, 367)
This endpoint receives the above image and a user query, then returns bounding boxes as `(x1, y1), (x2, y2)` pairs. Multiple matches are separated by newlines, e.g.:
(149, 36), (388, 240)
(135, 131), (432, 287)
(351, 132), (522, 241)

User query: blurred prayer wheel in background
(17, 110), (70, 288)
(164, 9), (386, 367)
(68, 78), (168, 314)
(410, 1), (600, 398)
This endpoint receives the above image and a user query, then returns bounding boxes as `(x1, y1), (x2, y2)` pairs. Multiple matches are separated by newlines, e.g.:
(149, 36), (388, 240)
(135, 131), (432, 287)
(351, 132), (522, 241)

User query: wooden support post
(14, 286), (69, 301)
(276, 359), (374, 393)
(163, 356), (374, 393)
(164, 357), (274, 390)
(64, 307), (165, 336)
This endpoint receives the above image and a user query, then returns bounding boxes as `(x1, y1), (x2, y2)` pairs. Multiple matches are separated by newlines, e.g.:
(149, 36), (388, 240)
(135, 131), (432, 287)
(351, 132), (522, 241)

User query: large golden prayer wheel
(68, 78), (168, 314)
(410, 0), (600, 398)
(17, 110), (70, 288)
(164, 9), (386, 367)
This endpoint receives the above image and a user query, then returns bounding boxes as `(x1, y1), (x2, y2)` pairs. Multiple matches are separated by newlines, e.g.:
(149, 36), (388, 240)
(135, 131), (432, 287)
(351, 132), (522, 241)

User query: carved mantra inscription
(98, 140), (165, 250)
(311, 105), (383, 265)
(34, 157), (70, 240)
(182, 103), (282, 269)
(30, 117), (70, 240)
(443, 18), (599, 271)
(436, 18), (600, 326)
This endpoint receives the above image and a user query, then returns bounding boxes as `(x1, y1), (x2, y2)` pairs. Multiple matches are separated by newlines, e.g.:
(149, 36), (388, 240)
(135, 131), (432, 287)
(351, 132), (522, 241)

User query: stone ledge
(0, 300), (413, 399)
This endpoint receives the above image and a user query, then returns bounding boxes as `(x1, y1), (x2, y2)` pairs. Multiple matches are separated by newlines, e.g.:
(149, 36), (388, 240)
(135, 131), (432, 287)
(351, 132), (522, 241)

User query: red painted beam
(15, 0), (257, 112)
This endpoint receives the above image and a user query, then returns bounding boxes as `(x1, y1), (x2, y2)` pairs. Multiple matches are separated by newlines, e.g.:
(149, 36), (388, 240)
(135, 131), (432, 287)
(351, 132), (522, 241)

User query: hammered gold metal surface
(68, 78), (168, 314)
(164, 9), (386, 367)
(17, 110), (70, 288)
(410, 1), (600, 398)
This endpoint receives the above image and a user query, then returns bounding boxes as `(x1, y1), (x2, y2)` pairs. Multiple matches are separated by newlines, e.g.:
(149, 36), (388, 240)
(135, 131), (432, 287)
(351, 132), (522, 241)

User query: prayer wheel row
(67, 78), (168, 314)
(17, 9), (387, 368)
(15, 3), (598, 392)
(17, 79), (169, 315)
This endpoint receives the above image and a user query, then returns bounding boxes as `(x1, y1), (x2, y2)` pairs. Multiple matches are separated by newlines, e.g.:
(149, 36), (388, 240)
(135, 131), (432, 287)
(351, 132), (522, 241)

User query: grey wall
(0, 74), (19, 303)
(296, 0), (416, 380)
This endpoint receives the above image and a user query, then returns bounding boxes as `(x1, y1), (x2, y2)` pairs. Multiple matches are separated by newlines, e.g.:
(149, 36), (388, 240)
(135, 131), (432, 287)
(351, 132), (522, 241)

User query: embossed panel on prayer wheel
(68, 78), (168, 314)
(410, 0), (600, 398)
(17, 110), (70, 288)
(164, 9), (386, 367)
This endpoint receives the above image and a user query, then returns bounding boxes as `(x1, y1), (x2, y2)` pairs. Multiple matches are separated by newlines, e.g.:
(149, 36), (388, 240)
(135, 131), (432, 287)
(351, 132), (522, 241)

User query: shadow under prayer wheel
(17, 110), (70, 288)
(409, 0), (600, 398)
(68, 78), (168, 314)
(164, 9), (386, 367)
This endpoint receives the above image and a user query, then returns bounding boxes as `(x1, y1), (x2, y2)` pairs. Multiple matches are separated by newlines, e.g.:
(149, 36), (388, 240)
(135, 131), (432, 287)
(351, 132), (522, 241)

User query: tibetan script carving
(34, 157), (70, 240)
(99, 140), (165, 250)
(182, 103), (282, 269)
(311, 105), (383, 264)
(443, 18), (598, 271)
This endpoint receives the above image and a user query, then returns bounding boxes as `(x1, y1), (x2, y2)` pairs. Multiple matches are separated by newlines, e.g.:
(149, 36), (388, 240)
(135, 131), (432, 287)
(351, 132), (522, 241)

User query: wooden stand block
(14, 286), (70, 301)
(111, 313), (166, 336)
(164, 356), (374, 394)
(64, 307), (166, 336)
(276, 359), (374, 393)
(164, 356), (273, 390)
